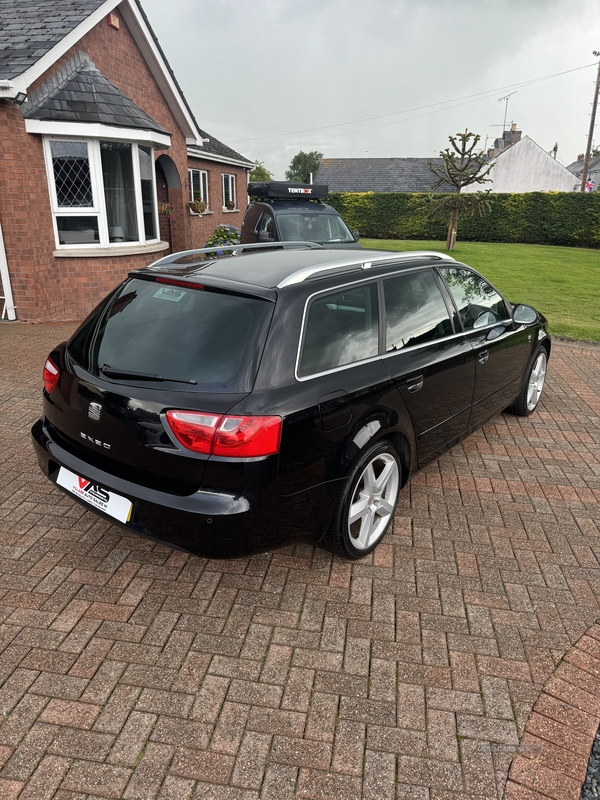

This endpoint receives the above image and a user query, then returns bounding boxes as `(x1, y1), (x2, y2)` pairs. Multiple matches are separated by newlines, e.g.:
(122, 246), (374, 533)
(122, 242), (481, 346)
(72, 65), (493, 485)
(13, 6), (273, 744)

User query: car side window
(258, 212), (275, 240)
(440, 267), (509, 331)
(384, 270), (453, 352)
(299, 283), (378, 377)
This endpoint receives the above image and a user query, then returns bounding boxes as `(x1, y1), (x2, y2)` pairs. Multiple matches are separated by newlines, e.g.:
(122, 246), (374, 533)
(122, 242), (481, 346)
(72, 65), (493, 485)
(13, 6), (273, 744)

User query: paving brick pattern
(1, 322), (599, 799)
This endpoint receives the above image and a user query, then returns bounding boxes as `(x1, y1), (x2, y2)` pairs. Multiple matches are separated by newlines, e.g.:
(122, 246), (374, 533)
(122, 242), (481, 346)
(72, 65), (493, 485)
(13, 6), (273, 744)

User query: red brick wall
(0, 6), (247, 322)
(0, 102), (62, 321)
(187, 157), (248, 249)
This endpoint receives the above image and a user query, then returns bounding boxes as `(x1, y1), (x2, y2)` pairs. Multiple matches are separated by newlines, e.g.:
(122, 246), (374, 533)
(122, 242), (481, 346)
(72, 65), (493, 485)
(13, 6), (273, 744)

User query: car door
(240, 202), (263, 244)
(277, 280), (396, 498)
(382, 268), (475, 465)
(438, 266), (530, 430)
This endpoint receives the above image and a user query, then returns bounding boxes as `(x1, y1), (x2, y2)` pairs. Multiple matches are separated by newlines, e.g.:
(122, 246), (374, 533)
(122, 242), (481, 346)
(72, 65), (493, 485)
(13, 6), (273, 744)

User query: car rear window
(298, 283), (378, 377)
(277, 213), (355, 244)
(68, 278), (273, 392)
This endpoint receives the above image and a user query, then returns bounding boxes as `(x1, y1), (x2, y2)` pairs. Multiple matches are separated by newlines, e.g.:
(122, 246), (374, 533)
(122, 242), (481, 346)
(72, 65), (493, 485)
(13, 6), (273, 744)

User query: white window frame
(188, 168), (209, 207)
(43, 136), (159, 249)
(222, 173), (236, 209)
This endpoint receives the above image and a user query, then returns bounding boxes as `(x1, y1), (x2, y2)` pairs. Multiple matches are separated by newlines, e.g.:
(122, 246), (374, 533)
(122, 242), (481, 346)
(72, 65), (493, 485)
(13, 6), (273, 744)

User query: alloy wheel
(347, 452), (400, 551)
(526, 351), (547, 412)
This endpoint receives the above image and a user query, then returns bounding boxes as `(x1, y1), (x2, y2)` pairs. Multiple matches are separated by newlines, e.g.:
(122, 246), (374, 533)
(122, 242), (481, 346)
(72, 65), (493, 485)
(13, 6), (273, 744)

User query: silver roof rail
(145, 241), (323, 270)
(277, 250), (457, 288)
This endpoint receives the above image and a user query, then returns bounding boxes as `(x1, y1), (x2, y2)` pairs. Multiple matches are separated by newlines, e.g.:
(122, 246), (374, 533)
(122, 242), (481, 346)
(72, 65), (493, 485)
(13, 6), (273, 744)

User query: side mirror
(352, 230), (360, 240)
(513, 304), (538, 325)
(258, 230), (274, 243)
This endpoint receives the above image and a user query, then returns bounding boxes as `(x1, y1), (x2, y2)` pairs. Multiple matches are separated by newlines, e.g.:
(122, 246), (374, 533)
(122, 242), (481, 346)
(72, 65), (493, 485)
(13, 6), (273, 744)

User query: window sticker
(153, 287), (186, 302)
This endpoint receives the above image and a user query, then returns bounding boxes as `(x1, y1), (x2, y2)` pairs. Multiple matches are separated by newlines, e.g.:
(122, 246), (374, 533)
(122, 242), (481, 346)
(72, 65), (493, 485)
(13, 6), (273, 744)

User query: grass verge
(360, 239), (600, 342)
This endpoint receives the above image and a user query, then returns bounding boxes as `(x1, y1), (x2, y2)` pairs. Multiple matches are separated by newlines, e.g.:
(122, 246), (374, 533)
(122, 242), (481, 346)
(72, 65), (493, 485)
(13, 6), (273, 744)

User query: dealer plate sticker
(57, 468), (132, 523)
(153, 287), (186, 302)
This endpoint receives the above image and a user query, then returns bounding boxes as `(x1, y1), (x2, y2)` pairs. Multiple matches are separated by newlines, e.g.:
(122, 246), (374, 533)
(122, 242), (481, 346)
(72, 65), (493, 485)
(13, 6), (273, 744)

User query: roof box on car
(248, 181), (328, 200)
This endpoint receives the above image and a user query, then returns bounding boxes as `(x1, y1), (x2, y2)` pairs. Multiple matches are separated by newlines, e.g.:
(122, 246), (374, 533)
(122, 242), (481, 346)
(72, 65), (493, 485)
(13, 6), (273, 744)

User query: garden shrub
(326, 191), (600, 248)
(205, 224), (241, 249)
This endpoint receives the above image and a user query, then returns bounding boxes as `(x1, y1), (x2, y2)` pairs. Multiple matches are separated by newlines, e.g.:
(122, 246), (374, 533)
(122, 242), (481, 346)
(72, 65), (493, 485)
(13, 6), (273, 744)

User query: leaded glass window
(51, 141), (93, 207)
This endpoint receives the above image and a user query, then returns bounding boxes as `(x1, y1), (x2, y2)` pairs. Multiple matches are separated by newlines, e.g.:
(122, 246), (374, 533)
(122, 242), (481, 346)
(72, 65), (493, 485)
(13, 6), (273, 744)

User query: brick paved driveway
(1, 322), (599, 800)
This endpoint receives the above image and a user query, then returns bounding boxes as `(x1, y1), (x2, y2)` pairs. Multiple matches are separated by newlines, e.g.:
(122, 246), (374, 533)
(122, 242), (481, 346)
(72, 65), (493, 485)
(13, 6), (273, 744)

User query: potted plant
(158, 202), (173, 217)
(190, 198), (207, 214)
(225, 200), (236, 211)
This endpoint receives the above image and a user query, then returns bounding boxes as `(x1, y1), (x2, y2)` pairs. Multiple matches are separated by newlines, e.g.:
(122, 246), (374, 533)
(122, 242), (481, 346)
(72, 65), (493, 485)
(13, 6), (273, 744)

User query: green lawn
(360, 239), (600, 342)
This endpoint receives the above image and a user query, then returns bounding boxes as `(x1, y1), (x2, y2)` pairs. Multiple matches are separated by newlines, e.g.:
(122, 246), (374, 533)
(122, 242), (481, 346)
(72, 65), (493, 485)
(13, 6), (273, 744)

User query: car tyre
(322, 440), (401, 559)
(505, 345), (548, 416)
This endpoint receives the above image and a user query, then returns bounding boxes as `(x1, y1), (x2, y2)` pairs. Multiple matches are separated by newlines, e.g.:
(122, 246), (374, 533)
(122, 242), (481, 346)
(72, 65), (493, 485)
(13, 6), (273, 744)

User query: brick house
(0, 0), (252, 322)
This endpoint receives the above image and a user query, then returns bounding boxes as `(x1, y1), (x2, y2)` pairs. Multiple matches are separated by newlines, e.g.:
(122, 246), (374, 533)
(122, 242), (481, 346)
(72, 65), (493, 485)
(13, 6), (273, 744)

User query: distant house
(0, 0), (252, 322)
(566, 153), (600, 191)
(315, 158), (455, 193)
(463, 134), (578, 194)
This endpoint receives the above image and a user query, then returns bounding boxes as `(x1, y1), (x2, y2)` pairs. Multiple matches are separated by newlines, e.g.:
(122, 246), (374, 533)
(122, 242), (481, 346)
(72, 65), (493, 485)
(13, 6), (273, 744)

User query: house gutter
(187, 147), (253, 170)
(0, 79), (25, 100)
(0, 219), (16, 320)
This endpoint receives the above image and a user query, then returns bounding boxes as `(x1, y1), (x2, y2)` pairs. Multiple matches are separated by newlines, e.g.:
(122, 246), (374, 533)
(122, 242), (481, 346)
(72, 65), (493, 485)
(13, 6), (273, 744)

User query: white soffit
(25, 119), (171, 148)
(187, 148), (253, 170)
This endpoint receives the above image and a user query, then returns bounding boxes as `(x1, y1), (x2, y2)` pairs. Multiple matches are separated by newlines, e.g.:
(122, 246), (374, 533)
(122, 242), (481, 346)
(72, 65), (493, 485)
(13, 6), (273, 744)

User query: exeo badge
(80, 432), (111, 449)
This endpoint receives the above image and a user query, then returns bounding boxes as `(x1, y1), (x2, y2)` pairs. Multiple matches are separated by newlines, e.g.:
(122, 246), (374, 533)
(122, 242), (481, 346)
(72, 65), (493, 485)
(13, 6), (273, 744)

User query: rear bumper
(31, 419), (317, 558)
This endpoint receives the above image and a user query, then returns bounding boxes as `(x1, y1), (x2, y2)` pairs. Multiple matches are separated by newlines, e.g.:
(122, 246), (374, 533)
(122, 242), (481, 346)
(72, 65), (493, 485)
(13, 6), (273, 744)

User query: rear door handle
(478, 350), (489, 364)
(406, 374), (424, 393)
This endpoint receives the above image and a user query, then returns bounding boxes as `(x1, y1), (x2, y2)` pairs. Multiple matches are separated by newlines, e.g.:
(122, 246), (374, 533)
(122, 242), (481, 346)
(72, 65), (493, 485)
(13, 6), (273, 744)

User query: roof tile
(0, 0), (106, 79)
(22, 59), (169, 136)
(315, 158), (455, 193)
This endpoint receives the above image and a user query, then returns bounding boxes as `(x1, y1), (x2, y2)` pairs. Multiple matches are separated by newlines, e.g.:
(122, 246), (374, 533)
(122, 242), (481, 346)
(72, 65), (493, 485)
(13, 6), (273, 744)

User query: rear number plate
(57, 467), (132, 523)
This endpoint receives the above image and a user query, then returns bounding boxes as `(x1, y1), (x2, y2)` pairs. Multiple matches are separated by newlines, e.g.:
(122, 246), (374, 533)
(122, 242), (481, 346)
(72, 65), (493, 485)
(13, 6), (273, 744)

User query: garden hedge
(326, 191), (600, 248)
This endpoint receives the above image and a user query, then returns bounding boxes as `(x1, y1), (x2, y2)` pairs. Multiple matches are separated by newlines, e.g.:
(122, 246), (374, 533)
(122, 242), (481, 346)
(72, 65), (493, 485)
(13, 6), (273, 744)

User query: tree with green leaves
(285, 151), (323, 183)
(428, 130), (494, 251)
(249, 160), (273, 182)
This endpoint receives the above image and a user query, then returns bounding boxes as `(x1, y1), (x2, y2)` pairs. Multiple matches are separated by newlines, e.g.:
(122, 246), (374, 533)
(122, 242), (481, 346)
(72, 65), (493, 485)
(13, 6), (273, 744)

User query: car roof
(136, 247), (458, 292)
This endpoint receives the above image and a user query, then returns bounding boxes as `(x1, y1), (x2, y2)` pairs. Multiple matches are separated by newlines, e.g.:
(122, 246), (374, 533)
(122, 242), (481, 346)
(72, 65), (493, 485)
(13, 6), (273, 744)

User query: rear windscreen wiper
(99, 365), (197, 385)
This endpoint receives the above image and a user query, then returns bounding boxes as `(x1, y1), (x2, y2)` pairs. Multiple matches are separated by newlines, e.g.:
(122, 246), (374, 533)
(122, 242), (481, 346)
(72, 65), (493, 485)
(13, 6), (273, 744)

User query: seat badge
(88, 402), (102, 421)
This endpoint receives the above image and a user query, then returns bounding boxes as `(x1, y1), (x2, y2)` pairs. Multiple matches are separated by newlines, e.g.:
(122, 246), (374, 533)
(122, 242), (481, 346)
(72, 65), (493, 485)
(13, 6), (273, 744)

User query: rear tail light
(166, 410), (282, 458)
(43, 357), (60, 394)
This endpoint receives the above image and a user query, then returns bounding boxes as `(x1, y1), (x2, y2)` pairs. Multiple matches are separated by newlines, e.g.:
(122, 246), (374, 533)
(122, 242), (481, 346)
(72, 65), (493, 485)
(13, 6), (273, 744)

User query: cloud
(140, 0), (600, 177)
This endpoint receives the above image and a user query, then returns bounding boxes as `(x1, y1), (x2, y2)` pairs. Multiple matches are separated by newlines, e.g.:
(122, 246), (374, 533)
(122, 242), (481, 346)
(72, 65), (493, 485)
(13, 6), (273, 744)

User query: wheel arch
(381, 431), (411, 488)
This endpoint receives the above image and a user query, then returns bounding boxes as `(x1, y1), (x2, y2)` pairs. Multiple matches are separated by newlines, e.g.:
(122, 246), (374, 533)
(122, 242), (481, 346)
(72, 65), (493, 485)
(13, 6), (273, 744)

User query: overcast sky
(140, 0), (600, 179)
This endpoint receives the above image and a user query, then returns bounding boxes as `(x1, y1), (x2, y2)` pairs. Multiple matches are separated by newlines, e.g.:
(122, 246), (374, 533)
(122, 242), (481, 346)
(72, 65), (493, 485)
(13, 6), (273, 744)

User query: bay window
(46, 137), (158, 248)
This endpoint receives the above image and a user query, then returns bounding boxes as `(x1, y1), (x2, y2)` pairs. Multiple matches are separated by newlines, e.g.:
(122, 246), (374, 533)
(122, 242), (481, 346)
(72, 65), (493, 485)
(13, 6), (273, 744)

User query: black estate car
(32, 244), (549, 559)
(241, 182), (362, 249)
